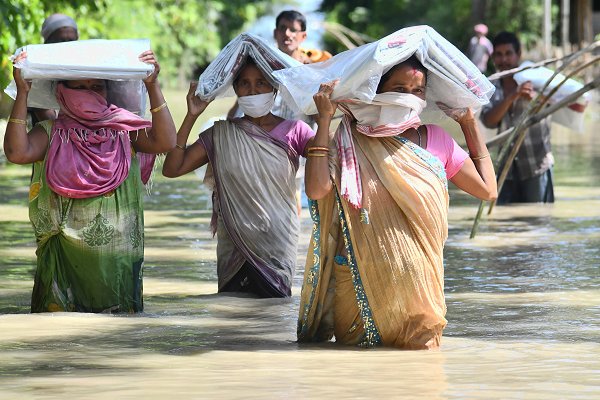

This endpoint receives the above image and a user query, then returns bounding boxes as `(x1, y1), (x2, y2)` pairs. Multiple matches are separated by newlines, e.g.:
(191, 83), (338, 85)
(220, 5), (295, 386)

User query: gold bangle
(307, 146), (329, 152)
(175, 143), (186, 150)
(307, 153), (328, 157)
(470, 153), (490, 161)
(8, 118), (27, 125)
(150, 102), (167, 113)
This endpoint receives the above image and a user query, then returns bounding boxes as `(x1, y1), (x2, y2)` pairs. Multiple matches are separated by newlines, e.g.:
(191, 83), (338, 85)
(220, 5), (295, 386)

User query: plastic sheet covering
(514, 61), (589, 132)
(195, 33), (302, 101)
(4, 39), (153, 115)
(272, 25), (495, 120)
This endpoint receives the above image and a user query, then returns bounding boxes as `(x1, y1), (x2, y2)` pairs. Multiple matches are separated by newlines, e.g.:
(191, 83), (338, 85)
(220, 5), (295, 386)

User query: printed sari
(29, 120), (146, 313)
(199, 119), (299, 298)
(298, 125), (449, 349)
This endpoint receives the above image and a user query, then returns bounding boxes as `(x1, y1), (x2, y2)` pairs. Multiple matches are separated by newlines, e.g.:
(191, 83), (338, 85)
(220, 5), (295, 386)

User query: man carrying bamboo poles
(481, 31), (554, 204)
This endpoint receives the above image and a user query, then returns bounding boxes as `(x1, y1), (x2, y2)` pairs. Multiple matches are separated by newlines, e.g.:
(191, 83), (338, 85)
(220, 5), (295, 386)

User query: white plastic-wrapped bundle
(514, 61), (589, 132)
(4, 39), (153, 115)
(195, 33), (302, 101)
(273, 25), (495, 119)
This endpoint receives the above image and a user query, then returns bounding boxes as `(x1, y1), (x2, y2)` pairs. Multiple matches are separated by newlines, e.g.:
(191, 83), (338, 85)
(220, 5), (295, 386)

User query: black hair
(275, 10), (307, 31)
(376, 55), (427, 93)
(233, 58), (257, 87)
(492, 31), (521, 54)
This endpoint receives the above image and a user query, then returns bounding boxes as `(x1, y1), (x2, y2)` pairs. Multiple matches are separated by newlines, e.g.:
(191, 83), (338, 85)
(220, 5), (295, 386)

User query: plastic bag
(513, 61), (589, 132)
(272, 25), (495, 120)
(195, 33), (302, 101)
(4, 39), (153, 114)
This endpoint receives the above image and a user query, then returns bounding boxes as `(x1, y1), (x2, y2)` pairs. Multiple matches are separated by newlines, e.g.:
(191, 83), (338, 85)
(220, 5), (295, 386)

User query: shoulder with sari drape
(299, 123), (450, 349)
(198, 118), (303, 297)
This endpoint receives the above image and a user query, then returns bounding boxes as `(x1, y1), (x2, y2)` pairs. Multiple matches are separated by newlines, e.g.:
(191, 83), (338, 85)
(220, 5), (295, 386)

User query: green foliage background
(0, 0), (279, 91)
(320, 0), (554, 55)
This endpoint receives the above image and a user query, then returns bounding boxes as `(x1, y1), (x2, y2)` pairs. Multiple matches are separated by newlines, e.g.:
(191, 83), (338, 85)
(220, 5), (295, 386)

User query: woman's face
(233, 64), (274, 97)
(378, 64), (426, 100)
(64, 79), (108, 99)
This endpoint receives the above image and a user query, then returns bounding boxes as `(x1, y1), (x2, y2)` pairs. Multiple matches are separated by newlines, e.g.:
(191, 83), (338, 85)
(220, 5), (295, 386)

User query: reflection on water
(1, 113), (599, 398)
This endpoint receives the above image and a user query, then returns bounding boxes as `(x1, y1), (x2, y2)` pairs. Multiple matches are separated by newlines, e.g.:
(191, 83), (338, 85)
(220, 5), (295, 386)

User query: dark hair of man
(492, 31), (521, 54)
(275, 10), (307, 32)
(377, 55), (427, 93)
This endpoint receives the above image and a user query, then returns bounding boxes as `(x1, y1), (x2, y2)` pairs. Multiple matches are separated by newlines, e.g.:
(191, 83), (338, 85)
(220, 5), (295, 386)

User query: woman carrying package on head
(274, 26), (497, 349)
(162, 34), (315, 298)
(4, 41), (177, 313)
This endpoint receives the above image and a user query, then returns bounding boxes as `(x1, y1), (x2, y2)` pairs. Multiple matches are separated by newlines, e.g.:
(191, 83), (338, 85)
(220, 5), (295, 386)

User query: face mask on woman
(237, 92), (276, 118)
(347, 92), (427, 133)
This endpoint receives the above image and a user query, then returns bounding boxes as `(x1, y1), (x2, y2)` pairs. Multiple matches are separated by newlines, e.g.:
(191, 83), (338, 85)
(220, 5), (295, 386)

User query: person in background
(480, 31), (554, 204)
(273, 10), (331, 65)
(272, 10), (332, 213)
(466, 23), (493, 74)
(29, 14), (80, 125)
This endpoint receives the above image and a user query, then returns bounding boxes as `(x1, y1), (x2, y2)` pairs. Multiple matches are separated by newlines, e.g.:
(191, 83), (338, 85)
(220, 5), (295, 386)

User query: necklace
(416, 126), (422, 147)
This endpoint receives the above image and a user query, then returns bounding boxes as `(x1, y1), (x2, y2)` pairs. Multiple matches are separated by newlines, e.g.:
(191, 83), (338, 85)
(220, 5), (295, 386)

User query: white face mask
(237, 92), (276, 118)
(346, 92), (427, 133)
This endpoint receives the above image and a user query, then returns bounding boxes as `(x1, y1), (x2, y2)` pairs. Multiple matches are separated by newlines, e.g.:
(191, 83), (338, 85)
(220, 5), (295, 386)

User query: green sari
(29, 120), (145, 313)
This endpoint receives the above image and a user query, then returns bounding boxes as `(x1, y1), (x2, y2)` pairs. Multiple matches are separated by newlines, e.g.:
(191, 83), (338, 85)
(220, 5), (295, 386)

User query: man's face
(273, 18), (306, 55)
(492, 43), (520, 71)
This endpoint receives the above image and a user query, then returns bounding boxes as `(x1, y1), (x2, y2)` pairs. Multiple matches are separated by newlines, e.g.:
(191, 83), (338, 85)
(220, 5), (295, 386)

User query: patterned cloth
(29, 121), (146, 313)
(298, 124), (449, 349)
(481, 79), (553, 181)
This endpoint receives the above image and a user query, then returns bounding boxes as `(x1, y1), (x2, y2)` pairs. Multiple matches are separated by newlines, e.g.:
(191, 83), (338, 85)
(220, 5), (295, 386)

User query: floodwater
(0, 110), (599, 399)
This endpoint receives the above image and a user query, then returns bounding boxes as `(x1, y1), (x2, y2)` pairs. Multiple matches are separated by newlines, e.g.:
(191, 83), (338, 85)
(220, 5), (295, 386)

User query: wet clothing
(481, 79), (554, 203)
(199, 118), (314, 298)
(298, 123), (455, 349)
(30, 120), (148, 313)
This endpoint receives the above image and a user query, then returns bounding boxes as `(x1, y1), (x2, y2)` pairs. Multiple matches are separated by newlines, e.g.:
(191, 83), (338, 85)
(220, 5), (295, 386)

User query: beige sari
(298, 127), (449, 349)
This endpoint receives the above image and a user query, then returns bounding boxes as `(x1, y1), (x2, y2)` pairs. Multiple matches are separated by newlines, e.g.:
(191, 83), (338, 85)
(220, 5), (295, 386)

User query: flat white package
(514, 61), (589, 132)
(195, 33), (302, 101)
(272, 25), (495, 120)
(4, 39), (153, 114)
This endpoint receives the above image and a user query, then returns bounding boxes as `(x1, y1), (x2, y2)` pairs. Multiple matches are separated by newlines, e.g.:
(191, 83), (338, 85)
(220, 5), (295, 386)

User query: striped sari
(199, 119), (299, 297)
(298, 125), (449, 349)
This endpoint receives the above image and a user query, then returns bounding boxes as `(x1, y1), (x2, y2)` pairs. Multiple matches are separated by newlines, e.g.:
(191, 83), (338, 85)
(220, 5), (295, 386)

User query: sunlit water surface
(1, 110), (599, 399)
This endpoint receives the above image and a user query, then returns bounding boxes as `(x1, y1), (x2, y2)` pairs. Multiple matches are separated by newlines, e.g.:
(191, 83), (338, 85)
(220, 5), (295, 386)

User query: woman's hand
(12, 51), (32, 93)
(437, 102), (475, 126)
(313, 79), (339, 121)
(139, 50), (160, 84)
(186, 81), (211, 118)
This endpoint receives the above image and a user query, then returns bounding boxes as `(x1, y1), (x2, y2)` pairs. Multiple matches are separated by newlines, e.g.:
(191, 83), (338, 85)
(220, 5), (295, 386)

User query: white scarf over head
(337, 93), (426, 208)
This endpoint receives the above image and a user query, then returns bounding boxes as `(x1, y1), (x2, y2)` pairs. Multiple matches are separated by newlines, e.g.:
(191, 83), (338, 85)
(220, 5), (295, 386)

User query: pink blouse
(424, 124), (469, 179)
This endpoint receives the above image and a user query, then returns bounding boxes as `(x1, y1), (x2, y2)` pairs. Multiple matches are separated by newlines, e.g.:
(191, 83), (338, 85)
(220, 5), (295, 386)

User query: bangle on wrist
(470, 153), (490, 161)
(8, 118), (27, 125)
(307, 146), (329, 152)
(150, 102), (167, 113)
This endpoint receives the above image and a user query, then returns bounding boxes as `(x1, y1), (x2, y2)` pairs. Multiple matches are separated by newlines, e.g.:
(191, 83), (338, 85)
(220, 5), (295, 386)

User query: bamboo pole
(469, 44), (600, 238)
(488, 56), (600, 216)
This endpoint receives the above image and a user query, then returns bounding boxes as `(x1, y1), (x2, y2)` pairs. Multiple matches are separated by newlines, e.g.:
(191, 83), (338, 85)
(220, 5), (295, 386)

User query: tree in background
(0, 0), (278, 93)
(320, 0), (553, 55)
